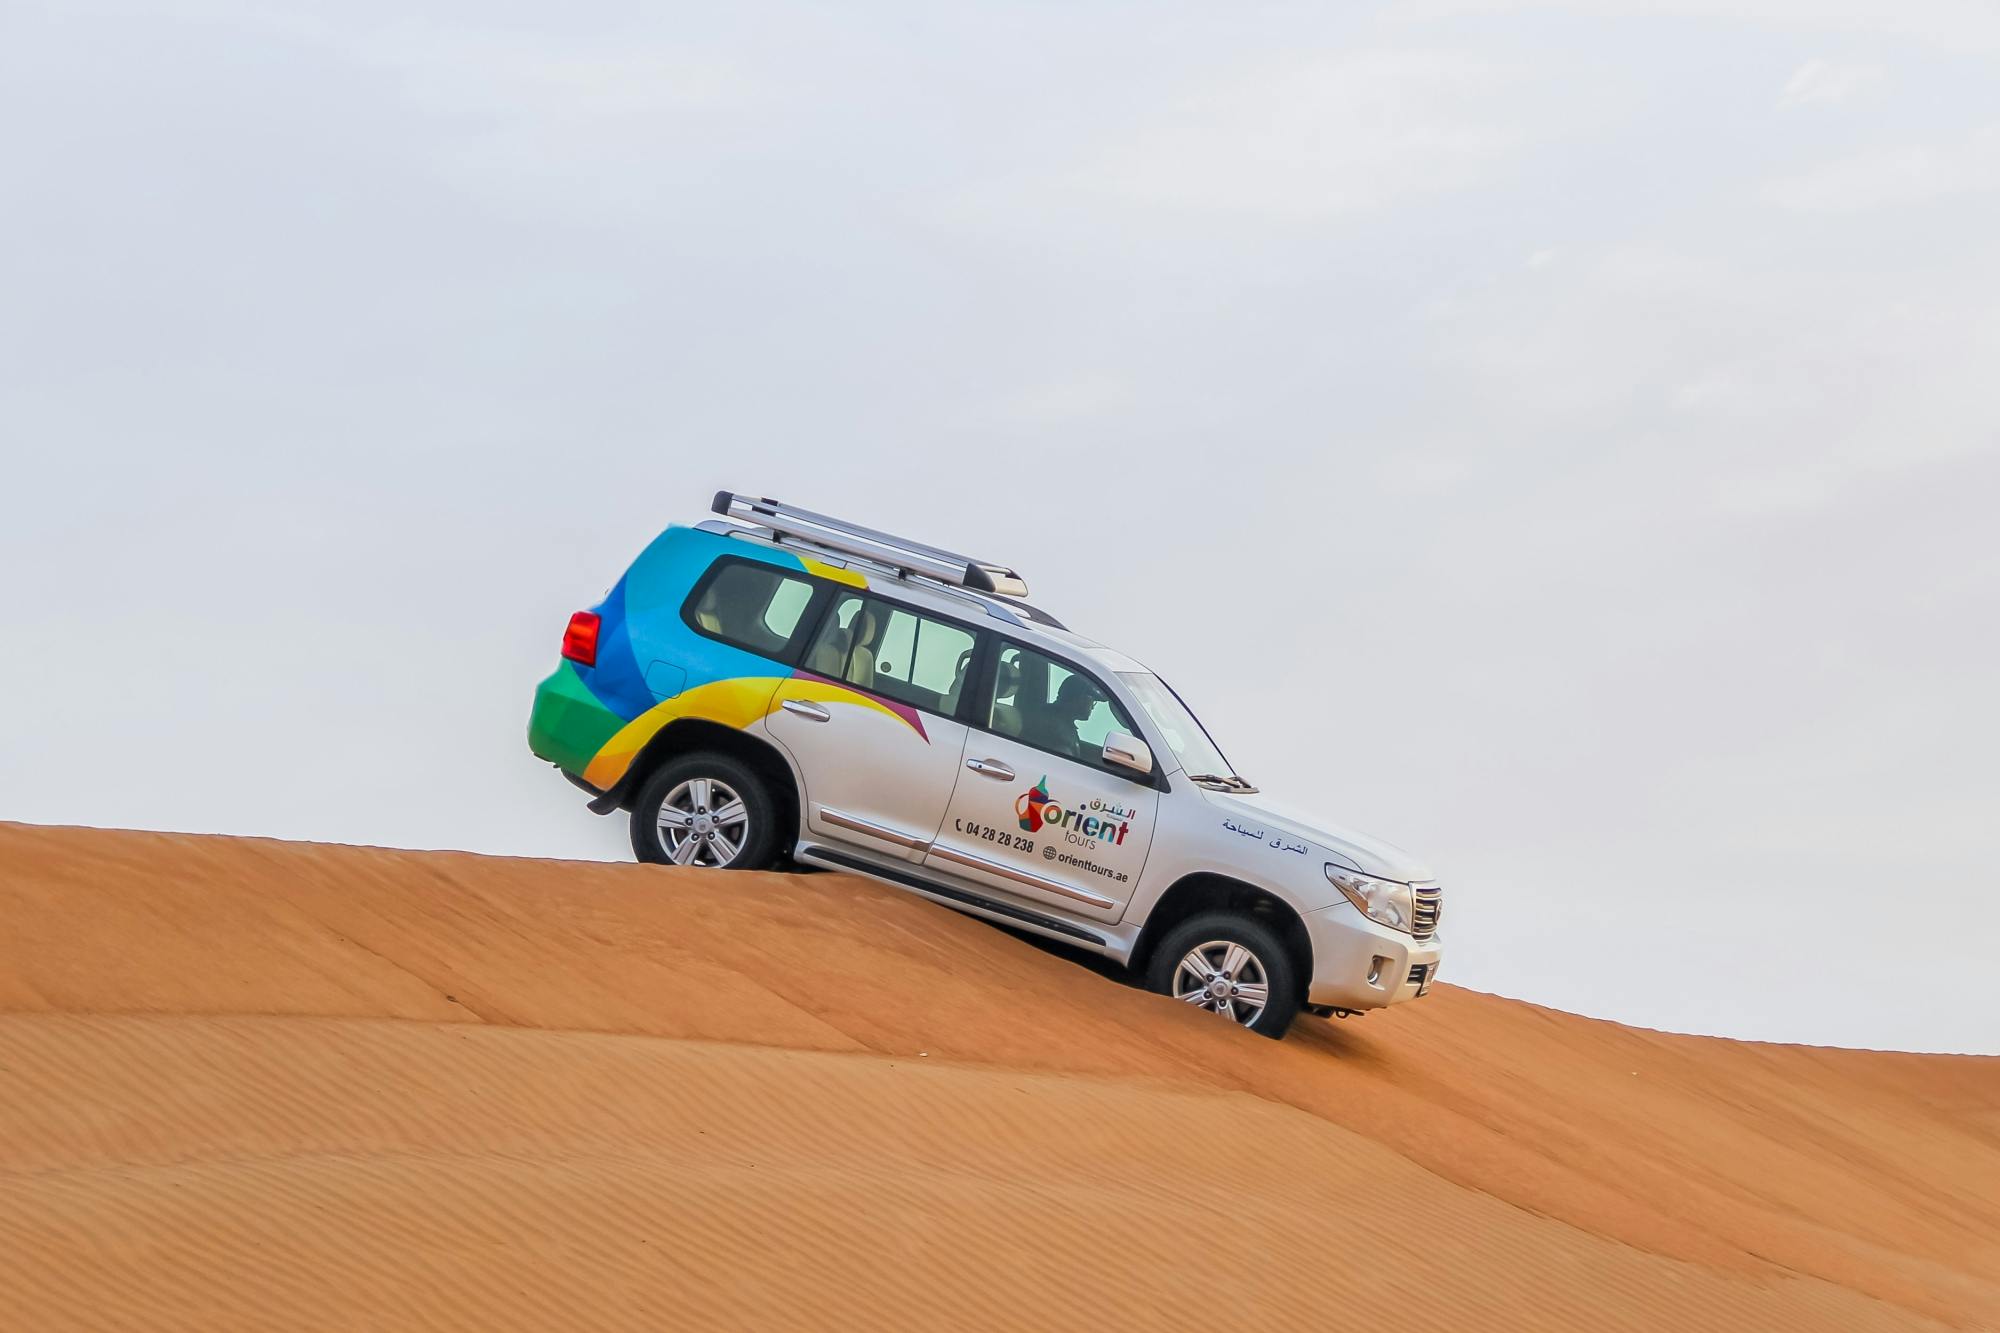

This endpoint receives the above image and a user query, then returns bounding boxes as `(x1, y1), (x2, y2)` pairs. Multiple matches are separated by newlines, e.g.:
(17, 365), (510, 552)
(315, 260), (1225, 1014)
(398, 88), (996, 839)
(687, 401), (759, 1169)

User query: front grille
(1412, 885), (1443, 942)
(1407, 963), (1432, 990)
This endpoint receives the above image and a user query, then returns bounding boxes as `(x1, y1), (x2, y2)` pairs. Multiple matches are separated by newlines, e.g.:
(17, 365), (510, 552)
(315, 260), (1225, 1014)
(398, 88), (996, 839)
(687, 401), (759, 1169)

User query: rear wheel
(630, 752), (778, 870)
(1145, 913), (1300, 1039)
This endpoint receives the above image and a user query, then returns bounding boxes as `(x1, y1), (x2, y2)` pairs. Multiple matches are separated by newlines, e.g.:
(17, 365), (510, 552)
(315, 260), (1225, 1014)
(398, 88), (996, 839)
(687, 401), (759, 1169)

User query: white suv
(527, 493), (1443, 1038)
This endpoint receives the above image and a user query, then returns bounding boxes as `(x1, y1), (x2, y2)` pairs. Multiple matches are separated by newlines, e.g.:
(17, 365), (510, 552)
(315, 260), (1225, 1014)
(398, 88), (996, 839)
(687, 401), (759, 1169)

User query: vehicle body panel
(764, 683), (971, 861)
(927, 731), (1161, 923)
(528, 518), (1446, 1021)
(1199, 789), (1435, 885)
(529, 525), (901, 796)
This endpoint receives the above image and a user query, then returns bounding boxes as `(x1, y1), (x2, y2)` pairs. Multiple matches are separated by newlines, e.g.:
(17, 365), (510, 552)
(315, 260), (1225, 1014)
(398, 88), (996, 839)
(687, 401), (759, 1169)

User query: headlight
(1325, 866), (1415, 933)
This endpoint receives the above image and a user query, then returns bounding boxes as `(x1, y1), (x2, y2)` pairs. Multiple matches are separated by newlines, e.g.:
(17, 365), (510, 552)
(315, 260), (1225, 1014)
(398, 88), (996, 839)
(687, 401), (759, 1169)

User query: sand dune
(1, 822), (1995, 1330)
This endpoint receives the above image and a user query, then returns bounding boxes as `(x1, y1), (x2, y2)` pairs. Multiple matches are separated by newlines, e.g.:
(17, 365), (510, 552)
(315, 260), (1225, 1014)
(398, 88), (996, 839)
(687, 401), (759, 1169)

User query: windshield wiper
(1187, 773), (1260, 793)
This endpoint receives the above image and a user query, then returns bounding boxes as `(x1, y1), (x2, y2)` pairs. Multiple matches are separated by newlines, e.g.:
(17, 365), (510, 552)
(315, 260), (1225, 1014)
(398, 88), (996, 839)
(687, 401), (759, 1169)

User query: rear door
(924, 642), (1159, 923)
(763, 591), (979, 861)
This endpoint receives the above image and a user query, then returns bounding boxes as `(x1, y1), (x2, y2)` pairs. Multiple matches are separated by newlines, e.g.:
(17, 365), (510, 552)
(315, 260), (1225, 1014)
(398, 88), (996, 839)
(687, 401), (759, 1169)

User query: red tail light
(562, 611), (600, 667)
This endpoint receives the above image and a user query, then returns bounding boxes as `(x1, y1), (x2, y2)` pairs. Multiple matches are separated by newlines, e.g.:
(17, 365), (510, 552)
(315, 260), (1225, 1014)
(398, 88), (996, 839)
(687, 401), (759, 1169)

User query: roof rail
(711, 491), (1029, 598)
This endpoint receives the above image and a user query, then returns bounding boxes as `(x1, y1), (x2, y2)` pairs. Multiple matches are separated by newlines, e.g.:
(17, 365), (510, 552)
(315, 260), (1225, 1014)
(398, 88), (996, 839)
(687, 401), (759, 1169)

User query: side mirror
(1102, 730), (1154, 775)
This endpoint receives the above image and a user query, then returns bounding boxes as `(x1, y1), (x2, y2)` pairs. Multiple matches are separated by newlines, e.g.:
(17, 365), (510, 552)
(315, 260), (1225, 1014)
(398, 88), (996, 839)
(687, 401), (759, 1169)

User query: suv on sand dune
(528, 492), (1444, 1038)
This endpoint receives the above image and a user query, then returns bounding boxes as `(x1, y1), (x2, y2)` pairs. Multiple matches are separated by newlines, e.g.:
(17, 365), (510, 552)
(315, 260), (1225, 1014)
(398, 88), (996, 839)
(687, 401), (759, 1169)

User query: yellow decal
(774, 675), (926, 739)
(582, 677), (785, 789)
(798, 555), (866, 588)
(581, 672), (924, 789)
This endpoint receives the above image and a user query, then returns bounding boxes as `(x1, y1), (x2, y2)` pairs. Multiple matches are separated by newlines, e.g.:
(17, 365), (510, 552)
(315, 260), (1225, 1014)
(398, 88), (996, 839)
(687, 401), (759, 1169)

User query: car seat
(845, 606), (879, 690)
(991, 657), (1024, 736)
(942, 648), (974, 714)
(806, 624), (851, 678)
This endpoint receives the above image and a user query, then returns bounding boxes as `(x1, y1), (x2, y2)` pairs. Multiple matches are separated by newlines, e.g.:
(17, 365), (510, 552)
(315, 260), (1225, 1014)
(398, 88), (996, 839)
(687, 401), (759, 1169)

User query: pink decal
(793, 671), (929, 743)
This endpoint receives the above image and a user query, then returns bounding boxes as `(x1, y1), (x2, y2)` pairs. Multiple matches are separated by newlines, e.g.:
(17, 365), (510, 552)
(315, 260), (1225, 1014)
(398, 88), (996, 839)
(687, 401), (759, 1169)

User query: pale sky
(4, 0), (1996, 1053)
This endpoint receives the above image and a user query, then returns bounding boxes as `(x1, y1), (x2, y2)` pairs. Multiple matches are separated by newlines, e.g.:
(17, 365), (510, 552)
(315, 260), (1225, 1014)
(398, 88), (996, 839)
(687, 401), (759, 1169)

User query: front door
(926, 643), (1159, 922)
(763, 590), (978, 861)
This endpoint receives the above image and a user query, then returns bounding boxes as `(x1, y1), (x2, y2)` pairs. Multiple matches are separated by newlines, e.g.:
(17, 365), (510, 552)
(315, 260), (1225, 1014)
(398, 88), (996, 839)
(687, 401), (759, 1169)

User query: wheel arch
(1133, 873), (1314, 1005)
(611, 719), (804, 853)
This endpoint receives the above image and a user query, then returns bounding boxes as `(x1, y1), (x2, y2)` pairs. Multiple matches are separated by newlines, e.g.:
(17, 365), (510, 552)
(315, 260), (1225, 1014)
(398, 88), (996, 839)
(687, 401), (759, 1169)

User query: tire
(1145, 912), (1301, 1039)
(630, 752), (780, 870)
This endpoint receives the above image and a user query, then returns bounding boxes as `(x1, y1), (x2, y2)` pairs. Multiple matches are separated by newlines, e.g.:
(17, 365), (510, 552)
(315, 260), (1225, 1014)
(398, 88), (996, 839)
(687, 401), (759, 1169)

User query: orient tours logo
(1015, 777), (1053, 832)
(1016, 777), (1130, 847)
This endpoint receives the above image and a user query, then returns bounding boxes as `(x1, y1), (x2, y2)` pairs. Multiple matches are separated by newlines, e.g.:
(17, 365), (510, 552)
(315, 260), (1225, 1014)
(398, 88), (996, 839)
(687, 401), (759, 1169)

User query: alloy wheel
(1172, 940), (1270, 1027)
(654, 777), (750, 867)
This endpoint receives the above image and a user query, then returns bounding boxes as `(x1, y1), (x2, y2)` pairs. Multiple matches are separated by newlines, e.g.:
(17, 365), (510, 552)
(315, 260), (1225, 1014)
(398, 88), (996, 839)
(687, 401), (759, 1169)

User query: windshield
(1118, 672), (1235, 780)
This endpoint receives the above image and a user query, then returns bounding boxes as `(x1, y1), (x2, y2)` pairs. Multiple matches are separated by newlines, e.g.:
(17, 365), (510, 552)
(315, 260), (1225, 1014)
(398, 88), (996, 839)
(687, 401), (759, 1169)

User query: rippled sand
(2, 822), (1994, 1330)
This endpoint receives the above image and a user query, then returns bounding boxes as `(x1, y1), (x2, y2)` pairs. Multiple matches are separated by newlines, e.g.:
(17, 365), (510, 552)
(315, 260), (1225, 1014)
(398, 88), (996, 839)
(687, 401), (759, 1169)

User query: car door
(925, 642), (1159, 923)
(763, 590), (978, 862)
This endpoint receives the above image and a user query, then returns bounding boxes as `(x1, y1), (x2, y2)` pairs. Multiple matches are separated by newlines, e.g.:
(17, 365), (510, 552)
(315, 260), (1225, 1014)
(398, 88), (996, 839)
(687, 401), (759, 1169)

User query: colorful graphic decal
(1015, 777), (1130, 845)
(581, 673), (928, 789)
(581, 676), (784, 789)
(797, 555), (865, 588)
(795, 671), (928, 742)
(529, 523), (937, 793)
(1014, 777), (1052, 832)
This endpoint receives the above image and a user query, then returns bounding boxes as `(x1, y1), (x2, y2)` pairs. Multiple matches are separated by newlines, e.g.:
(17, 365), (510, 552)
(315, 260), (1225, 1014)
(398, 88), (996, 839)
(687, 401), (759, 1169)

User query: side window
(802, 594), (977, 716)
(987, 644), (1139, 773)
(803, 593), (864, 679)
(1050, 662), (1126, 752)
(762, 578), (814, 639)
(686, 561), (817, 658)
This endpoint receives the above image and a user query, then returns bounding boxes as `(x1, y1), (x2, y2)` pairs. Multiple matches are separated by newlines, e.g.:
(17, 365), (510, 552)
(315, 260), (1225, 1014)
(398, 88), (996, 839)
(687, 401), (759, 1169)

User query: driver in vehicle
(1043, 674), (1100, 762)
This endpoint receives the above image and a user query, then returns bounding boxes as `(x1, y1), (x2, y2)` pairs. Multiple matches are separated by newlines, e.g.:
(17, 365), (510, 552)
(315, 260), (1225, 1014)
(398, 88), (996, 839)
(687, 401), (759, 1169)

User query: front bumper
(1301, 900), (1443, 1010)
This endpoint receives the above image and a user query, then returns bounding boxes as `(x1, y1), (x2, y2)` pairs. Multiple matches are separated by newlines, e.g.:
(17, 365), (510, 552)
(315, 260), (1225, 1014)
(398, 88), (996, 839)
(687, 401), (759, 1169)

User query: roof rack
(711, 492), (1030, 598)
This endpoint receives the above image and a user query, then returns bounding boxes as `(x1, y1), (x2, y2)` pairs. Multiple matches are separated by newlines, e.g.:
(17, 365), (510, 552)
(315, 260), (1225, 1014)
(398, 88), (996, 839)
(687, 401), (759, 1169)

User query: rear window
(685, 560), (816, 658)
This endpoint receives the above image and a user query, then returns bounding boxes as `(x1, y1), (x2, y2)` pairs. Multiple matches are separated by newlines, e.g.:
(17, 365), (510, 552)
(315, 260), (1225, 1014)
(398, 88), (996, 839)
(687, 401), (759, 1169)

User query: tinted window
(762, 578), (814, 638)
(988, 644), (1138, 772)
(802, 593), (978, 716)
(686, 561), (816, 658)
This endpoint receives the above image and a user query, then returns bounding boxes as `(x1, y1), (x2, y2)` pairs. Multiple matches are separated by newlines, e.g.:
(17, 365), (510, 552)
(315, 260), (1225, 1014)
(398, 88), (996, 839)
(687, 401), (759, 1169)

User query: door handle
(965, 758), (1015, 781)
(781, 699), (831, 722)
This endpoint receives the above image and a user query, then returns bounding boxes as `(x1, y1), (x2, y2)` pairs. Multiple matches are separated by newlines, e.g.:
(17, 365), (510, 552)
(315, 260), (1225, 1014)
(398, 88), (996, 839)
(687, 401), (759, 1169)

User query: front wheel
(630, 752), (779, 869)
(1145, 913), (1301, 1039)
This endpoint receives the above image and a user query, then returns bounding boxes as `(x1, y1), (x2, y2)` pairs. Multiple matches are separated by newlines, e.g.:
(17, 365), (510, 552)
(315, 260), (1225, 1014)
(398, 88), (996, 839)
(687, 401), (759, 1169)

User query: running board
(799, 846), (1107, 946)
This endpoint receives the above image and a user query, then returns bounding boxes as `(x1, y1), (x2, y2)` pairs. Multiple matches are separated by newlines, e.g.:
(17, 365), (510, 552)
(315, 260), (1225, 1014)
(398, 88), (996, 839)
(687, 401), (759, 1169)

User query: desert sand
(1, 821), (1994, 1331)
